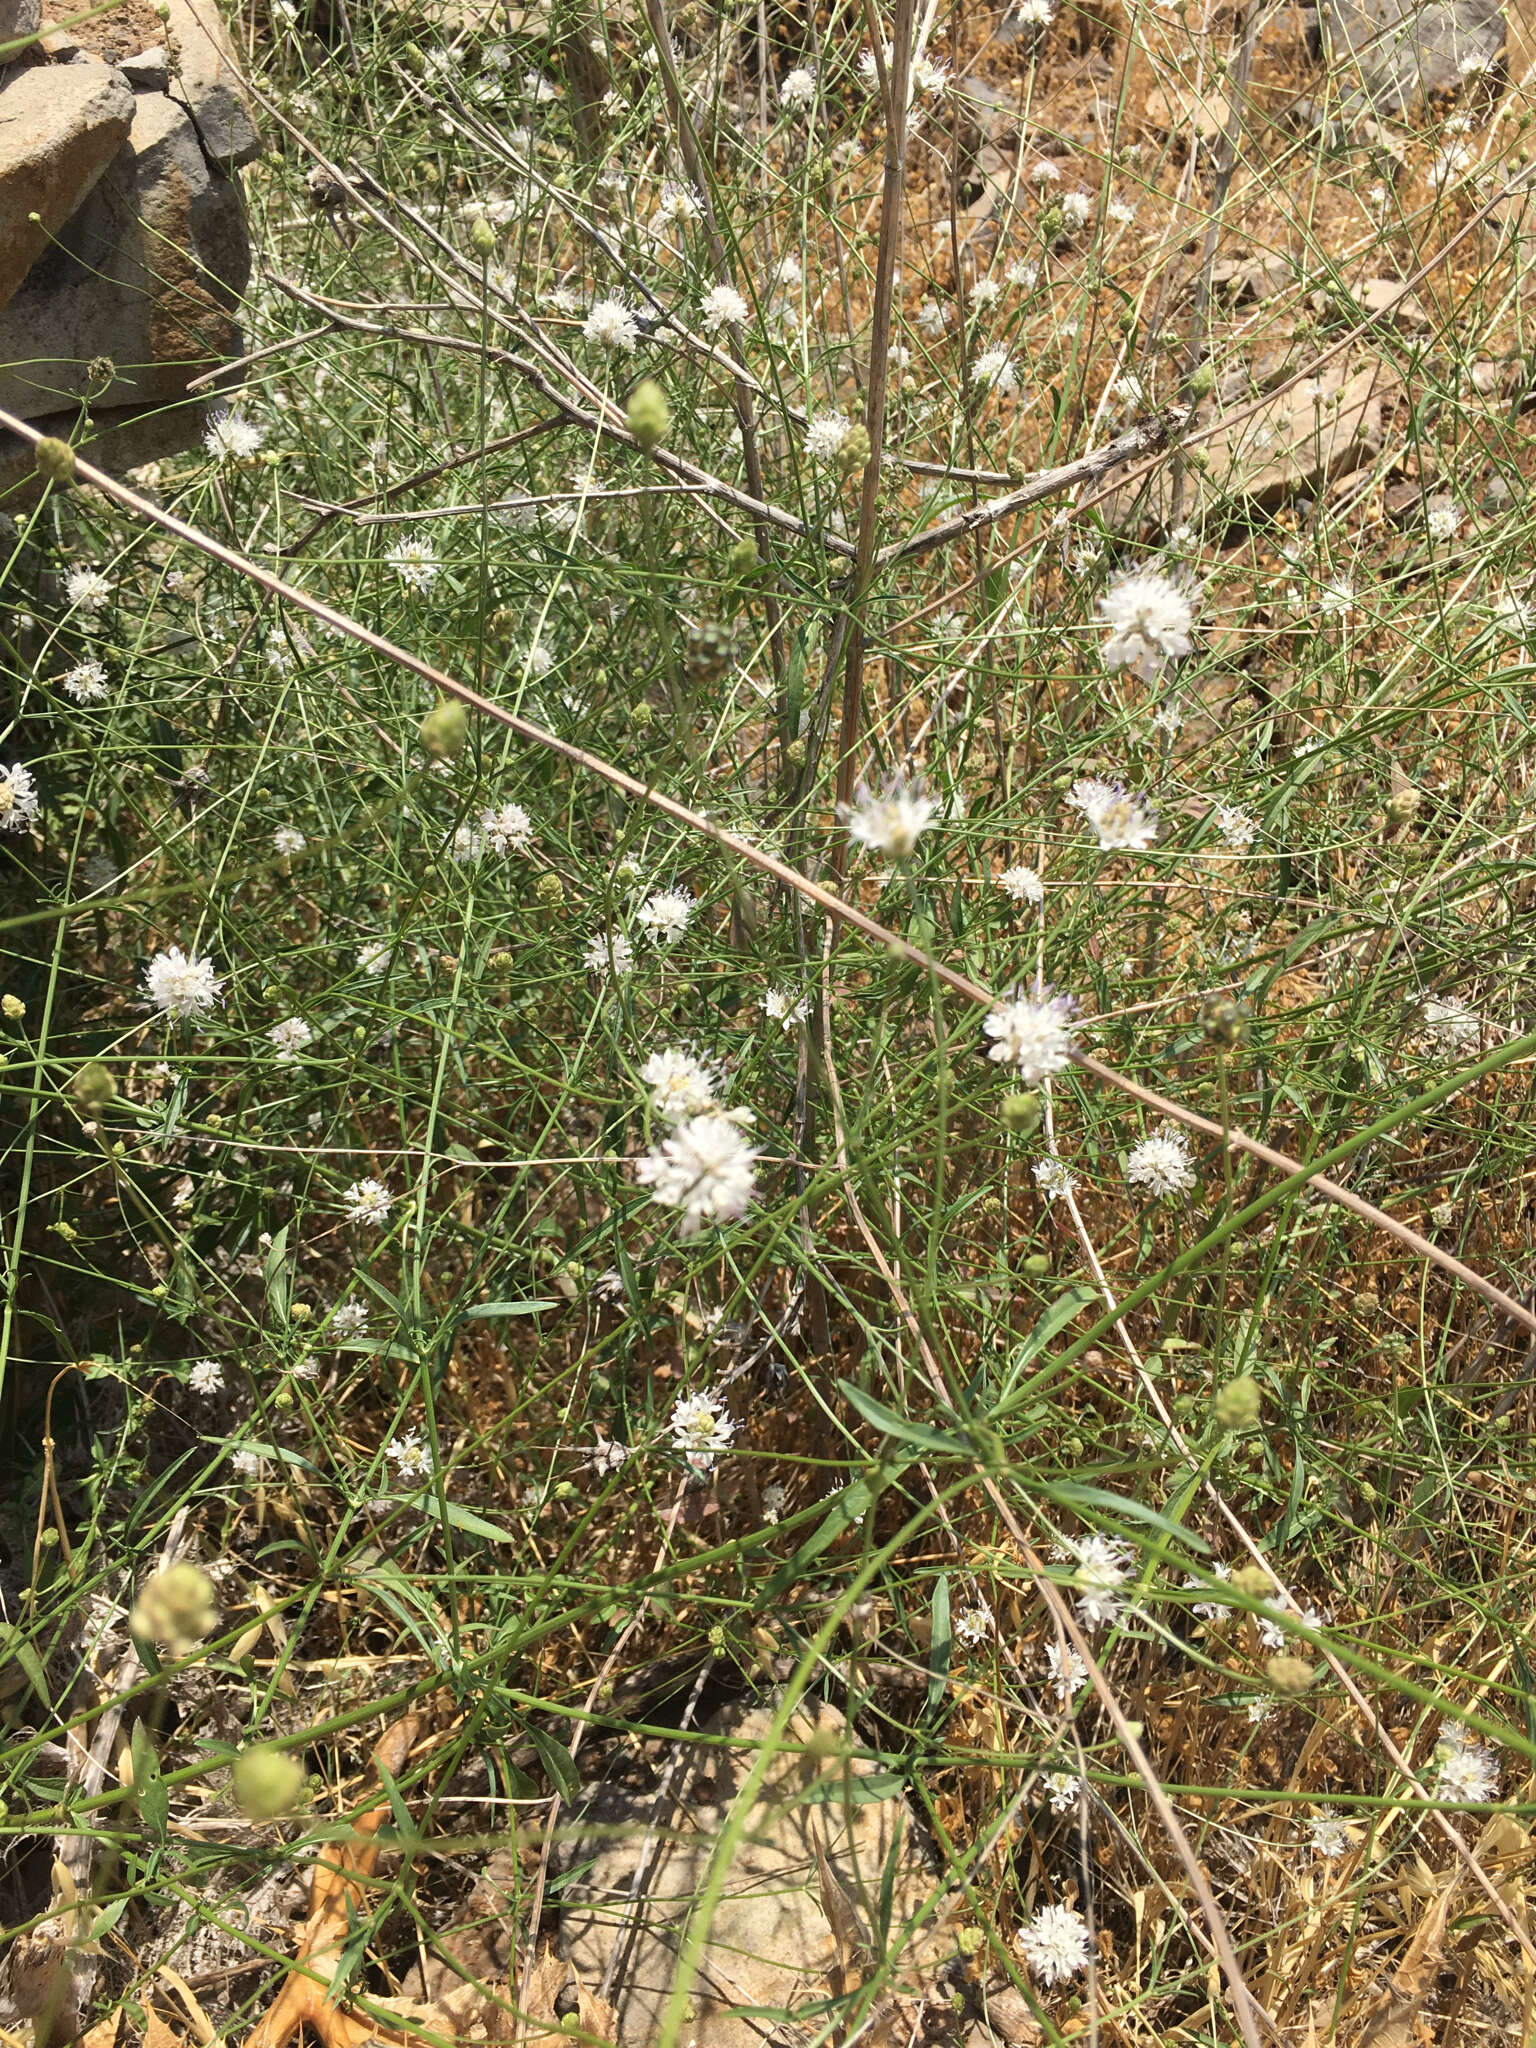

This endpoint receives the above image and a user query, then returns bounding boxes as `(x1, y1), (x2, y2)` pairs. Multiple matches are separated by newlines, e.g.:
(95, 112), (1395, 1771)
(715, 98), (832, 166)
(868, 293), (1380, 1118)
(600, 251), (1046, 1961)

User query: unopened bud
(726, 536), (759, 577)
(34, 436), (76, 486)
(1231, 1563), (1272, 1600)
(534, 871), (564, 909)
(627, 378), (671, 452)
(836, 422), (872, 477)
(1266, 1653), (1316, 1695)
(419, 697), (469, 760)
(233, 1744), (305, 1820)
(1021, 1252), (1051, 1277)
(130, 1562), (218, 1654)
(1, 993), (24, 1021)
(1384, 785), (1420, 826)
(468, 215), (497, 258)
(1200, 995), (1247, 1047)
(72, 1061), (117, 1110)
(1001, 1090), (1041, 1136)
(1213, 1375), (1262, 1429)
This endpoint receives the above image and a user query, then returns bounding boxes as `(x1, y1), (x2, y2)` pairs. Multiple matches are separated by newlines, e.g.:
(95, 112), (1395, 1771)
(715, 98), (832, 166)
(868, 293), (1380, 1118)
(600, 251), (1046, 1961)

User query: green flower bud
(1384, 785), (1420, 825)
(627, 378), (671, 452)
(468, 215), (497, 258)
(1187, 362), (1214, 398)
(726, 536), (760, 578)
(835, 422), (872, 477)
(130, 1562), (218, 1654)
(1, 993), (24, 1021)
(1001, 1090), (1041, 1136)
(72, 1061), (117, 1110)
(1266, 1652), (1316, 1695)
(1212, 1375), (1262, 1430)
(1200, 995), (1247, 1047)
(632, 701), (655, 732)
(534, 871), (564, 909)
(289, 1301), (312, 1324)
(1022, 1252), (1051, 1277)
(233, 1744), (305, 1821)
(34, 436), (76, 486)
(1230, 1563), (1272, 1600)
(419, 697), (469, 760)
(783, 735), (806, 767)
(488, 949), (513, 970)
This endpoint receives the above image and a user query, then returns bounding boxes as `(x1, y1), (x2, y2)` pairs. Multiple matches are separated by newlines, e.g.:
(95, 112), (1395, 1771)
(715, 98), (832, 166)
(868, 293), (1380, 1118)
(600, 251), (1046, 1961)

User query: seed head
(130, 1562), (218, 1654)
(627, 378), (671, 451)
(233, 1745), (306, 1820)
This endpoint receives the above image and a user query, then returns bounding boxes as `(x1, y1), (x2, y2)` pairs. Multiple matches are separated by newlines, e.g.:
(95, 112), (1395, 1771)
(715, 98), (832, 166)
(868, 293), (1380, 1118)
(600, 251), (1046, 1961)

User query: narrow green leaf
(926, 1576), (951, 1721)
(838, 1380), (958, 1456)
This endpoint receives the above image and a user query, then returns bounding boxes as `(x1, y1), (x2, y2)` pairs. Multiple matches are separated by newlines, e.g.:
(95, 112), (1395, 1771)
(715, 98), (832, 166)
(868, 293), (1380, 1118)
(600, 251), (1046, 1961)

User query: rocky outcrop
(1322, 0), (1506, 111)
(0, 0), (257, 473)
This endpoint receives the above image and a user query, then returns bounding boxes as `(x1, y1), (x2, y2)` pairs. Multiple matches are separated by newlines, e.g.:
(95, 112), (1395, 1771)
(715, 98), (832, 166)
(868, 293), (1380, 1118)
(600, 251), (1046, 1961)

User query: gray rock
(1322, 0), (1505, 113)
(0, 56), (133, 312)
(0, 0), (41, 53)
(163, 0), (259, 167)
(1205, 359), (1390, 506)
(560, 1699), (957, 2048)
(0, 88), (249, 415)
(120, 46), (170, 90)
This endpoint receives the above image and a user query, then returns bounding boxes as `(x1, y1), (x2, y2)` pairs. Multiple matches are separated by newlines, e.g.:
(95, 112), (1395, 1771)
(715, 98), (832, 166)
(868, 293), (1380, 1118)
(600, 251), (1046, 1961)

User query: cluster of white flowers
(954, 1603), (993, 1646)
(387, 1429), (434, 1484)
(1016, 1903), (1092, 1986)
(1125, 1123), (1196, 1198)
(655, 180), (702, 225)
(482, 802), (534, 855)
(1421, 996), (1480, 1053)
(584, 296), (639, 352)
(701, 282), (749, 332)
(357, 939), (390, 976)
(62, 659), (109, 704)
(668, 1387), (736, 1472)
(331, 1302), (368, 1337)
(973, 345), (1018, 396)
(268, 1016), (314, 1066)
(841, 772), (938, 859)
(998, 863), (1045, 905)
(387, 537), (440, 592)
(1097, 566), (1198, 680)
(637, 1110), (759, 1235)
(1308, 1810), (1354, 1859)
(65, 565), (112, 613)
(274, 825), (307, 857)
(1059, 189), (1093, 231)
(1067, 1533), (1134, 1626)
(1068, 776), (1158, 852)
(584, 929), (635, 975)
(637, 886), (695, 944)
(144, 945), (223, 1021)
(1213, 803), (1257, 850)
(1042, 1770), (1082, 1815)
(641, 1046), (721, 1121)
(779, 64), (816, 108)
(0, 762), (40, 833)
(204, 410), (266, 461)
(1032, 1156), (1077, 1203)
(805, 412), (852, 464)
(188, 1358), (224, 1395)
(984, 985), (1078, 1081)
(761, 986), (810, 1030)
(1044, 1641), (1087, 1701)
(343, 1177), (393, 1227)
(1433, 1721), (1501, 1803)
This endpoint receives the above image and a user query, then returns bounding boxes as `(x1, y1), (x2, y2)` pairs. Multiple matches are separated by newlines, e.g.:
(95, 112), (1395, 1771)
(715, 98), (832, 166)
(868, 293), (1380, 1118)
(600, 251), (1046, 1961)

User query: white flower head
(388, 537), (440, 592)
(841, 772), (939, 859)
(1070, 1532), (1133, 1626)
(641, 1046), (720, 1121)
(65, 566), (112, 613)
(805, 412), (852, 464)
(62, 659), (109, 704)
(273, 825), (307, 857)
(761, 986), (809, 1030)
(387, 1429), (434, 1484)
(143, 946), (223, 1022)
(973, 344), (1018, 396)
(1060, 189), (1093, 230)
(343, 1177), (393, 1226)
(204, 410), (265, 461)
(983, 984), (1078, 1081)
(954, 1603), (994, 1646)
(1214, 803), (1257, 850)
(1043, 1770), (1082, 1814)
(636, 1110), (759, 1234)
(0, 762), (41, 833)
(585, 928), (635, 974)
(1422, 997), (1480, 1052)
(701, 282), (749, 332)
(1125, 1123), (1196, 1198)
(268, 1016), (314, 1065)
(481, 802), (534, 855)
(1079, 782), (1158, 852)
(656, 180), (702, 224)
(1308, 1810), (1353, 1859)
(998, 864), (1044, 905)
(1017, 1903), (1091, 1987)
(779, 64), (816, 108)
(1426, 495), (1462, 542)
(1033, 1155), (1078, 1203)
(331, 1302), (368, 1337)
(638, 887), (695, 945)
(357, 939), (390, 976)
(584, 296), (639, 352)
(668, 1385), (736, 1471)
(189, 1358), (224, 1394)
(1097, 566), (1199, 680)
(1044, 1641), (1087, 1701)
(1434, 1723), (1500, 1802)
